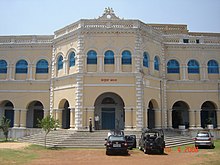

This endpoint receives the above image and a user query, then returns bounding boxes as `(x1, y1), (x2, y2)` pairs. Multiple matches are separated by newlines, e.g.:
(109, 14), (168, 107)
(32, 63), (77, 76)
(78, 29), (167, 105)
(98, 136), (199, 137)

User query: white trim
(167, 89), (218, 93)
(54, 84), (77, 91)
(0, 90), (48, 93)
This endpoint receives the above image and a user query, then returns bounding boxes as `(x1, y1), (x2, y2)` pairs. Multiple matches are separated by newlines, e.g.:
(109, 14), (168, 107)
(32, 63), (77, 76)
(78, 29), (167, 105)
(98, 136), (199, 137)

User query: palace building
(0, 8), (220, 138)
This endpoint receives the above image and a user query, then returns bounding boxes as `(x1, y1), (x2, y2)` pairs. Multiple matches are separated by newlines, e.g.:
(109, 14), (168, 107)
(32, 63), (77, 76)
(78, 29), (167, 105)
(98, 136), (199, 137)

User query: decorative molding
(167, 89), (218, 93)
(0, 90), (49, 93)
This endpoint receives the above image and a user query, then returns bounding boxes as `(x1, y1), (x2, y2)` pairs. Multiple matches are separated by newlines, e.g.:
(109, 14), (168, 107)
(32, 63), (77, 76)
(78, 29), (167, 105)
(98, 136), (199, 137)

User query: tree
(38, 115), (59, 148)
(0, 116), (11, 141)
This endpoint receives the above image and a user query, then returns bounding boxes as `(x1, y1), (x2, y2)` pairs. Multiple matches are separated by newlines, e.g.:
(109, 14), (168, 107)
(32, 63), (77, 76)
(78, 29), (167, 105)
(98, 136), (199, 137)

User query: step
(18, 129), (194, 148)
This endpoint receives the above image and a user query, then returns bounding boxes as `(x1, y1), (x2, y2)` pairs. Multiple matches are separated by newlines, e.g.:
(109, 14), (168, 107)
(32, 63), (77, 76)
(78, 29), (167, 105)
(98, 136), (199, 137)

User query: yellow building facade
(0, 8), (220, 137)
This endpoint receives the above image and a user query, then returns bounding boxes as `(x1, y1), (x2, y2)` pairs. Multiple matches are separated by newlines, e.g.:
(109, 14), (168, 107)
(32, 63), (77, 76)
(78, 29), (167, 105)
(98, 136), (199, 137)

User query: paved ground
(0, 142), (212, 165)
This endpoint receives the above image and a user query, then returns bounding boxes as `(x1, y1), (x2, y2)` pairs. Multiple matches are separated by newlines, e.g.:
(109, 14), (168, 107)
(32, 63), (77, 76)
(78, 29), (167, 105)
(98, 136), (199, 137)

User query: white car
(194, 131), (215, 149)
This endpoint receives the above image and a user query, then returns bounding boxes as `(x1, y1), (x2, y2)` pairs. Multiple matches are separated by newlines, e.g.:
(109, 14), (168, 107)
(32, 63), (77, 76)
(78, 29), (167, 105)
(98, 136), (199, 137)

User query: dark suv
(138, 129), (165, 154)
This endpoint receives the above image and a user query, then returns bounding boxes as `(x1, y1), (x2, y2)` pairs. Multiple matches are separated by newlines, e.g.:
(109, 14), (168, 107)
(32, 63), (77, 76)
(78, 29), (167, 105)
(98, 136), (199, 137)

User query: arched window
(154, 56), (160, 71)
(0, 60), (7, 73)
(167, 59), (180, 73)
(122, 50), (132, 65)
(188, 59), (199, 74)
(87, 50), (97, 64)
(104, 50), (114, 64)
(36, 59), (48, 73)
(57, 55), (63, 70)
(69, 52), (75, 67)
(143, 52), (149, 67)
(16, 60), (28, 73)
(208, 60), (219, 74)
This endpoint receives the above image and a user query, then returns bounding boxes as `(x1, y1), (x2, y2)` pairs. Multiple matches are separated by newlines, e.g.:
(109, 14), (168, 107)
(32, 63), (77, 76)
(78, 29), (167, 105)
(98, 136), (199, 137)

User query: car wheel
(211, 144), (215, 149)
(160, 148), (164, 154)
(144, 148), (149, 154)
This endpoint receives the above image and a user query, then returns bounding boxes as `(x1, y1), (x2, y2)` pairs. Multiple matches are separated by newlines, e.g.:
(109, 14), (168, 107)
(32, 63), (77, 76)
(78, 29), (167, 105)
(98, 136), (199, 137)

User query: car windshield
(109, 136), (125, 141)
(197, 133), (209, 137)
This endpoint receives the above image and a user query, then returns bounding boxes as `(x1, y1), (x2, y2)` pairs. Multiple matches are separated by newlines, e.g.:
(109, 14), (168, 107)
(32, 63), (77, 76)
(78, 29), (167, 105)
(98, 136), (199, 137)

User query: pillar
(28, 64), (33, 80)
(13, 109), (20, 128)
(167, 109), (172, 129)
(144, 107), (148, 128)
(149, 60), (154, 76)
(114, 55), (121, 72)
(63, 58), (68, 75)
(217, 110), (220, 129)
(181, 64), (188, 80)
(200, 64), (208, 80)
(55, 109), (63, 128)
(10, 64), (15, 80)
(70, 108), (75, 129)
(20, 109), (27, 128)
(97, 55), (104, 72)
(195, 110), (202, 129)
(155, 109), (162, 128)
(124, 107), (134, 130)
(189, 110), (196, 129)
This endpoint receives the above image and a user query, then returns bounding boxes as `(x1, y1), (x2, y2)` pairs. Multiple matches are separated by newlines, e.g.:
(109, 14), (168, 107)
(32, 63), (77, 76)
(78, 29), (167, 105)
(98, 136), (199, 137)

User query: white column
(70, 108), (75, 129)
(195, 110), (202, 129)
(201, 64), (208, 80)
(189, 110), (196, 129)
(181, 64), (188, 80)
(114, 55), (121, 72)
(217, 109), (220, 129)
(28, 64), (33, 80)
(20, 109), (27, 128)
(55, 109), (63, 128)
(155, 109), (162, 128)
(13, 109), (20, 128)
(167, 109), (172, 129)
(97, 55), (103, 72)
(10, 64), (15, 80)
(63, 58), (68, 75)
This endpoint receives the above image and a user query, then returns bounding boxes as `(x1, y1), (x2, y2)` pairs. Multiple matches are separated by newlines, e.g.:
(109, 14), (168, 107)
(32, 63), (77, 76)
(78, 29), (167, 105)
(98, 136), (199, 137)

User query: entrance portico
(94, 92), (125, 130)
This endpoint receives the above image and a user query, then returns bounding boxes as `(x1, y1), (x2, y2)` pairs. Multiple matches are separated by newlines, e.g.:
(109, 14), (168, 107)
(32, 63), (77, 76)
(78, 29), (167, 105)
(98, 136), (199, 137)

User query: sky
(0, 0), (219, 35)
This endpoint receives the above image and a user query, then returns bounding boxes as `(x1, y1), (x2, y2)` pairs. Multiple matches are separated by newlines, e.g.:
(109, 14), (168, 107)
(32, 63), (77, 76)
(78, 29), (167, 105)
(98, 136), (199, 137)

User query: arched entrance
(0, 101), (14, 127)
(62, 101), (70, 129)
(148, 100), (156, 129)
(27, 101), (44, 128)
(172, 101), (189, 129)
(94, 92), (125, 130)
(201, 101), (217, 128)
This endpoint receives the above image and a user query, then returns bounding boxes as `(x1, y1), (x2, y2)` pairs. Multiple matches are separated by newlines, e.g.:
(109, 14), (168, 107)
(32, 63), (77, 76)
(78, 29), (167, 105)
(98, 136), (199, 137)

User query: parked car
(194, 131), (215, 149)
(125, 135), (136, 149)
(105, 135), (128, 155)
(138, 129), (165, 154)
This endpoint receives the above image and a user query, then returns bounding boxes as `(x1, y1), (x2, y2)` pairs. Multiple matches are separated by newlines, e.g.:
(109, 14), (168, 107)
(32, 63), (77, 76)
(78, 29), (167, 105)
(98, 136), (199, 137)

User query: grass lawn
(0, 144), (43, 165)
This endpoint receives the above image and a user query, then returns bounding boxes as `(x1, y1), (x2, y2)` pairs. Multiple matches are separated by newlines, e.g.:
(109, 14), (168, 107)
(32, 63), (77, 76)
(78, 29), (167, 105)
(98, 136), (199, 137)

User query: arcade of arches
(0, 99), (219, 130)
(0, 100), (49, 128)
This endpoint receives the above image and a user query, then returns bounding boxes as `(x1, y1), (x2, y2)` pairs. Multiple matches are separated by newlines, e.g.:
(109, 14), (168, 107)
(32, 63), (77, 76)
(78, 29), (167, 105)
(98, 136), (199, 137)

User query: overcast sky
(0, 0), (219, 35)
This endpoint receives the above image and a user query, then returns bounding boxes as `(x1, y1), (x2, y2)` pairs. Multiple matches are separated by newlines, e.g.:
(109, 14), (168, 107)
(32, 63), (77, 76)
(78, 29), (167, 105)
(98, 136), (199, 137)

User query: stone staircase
(18, 129), (194, 148)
